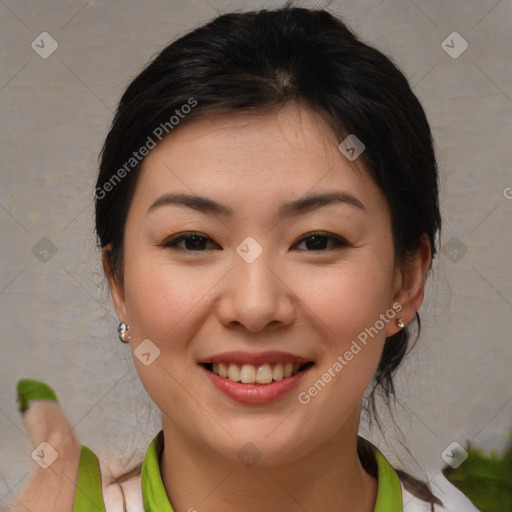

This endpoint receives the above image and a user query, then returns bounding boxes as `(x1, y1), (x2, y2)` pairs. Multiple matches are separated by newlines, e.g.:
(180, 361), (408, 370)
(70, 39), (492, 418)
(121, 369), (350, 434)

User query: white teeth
(272, 363), (284, 381)
(256, 363), (273, 384)
(208, 361), (308, 384)
(218, 363), (228, 378)
(227, 363), (241, 382)
(240, 364), (256, 383)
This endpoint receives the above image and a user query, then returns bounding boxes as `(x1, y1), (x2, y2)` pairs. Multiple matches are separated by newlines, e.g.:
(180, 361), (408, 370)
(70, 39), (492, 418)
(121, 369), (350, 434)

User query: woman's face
(108, 103), (418, 466)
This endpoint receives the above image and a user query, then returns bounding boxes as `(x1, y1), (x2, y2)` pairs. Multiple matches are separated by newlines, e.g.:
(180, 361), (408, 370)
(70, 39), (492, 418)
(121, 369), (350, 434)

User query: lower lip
(200, 364), (313, 405)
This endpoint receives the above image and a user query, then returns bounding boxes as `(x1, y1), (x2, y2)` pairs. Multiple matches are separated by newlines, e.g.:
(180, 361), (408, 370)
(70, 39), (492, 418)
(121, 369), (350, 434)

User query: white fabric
(101, 471), (143, 512)
(401, 472), (481, 511)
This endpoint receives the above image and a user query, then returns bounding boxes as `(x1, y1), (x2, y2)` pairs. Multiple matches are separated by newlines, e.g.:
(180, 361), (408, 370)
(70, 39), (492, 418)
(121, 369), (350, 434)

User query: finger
(10, 380), (82, 512)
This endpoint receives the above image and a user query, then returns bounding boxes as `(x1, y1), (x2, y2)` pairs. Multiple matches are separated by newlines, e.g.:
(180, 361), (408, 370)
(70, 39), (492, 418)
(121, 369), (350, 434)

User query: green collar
(72, 432), (402, 511)
(141, 431), (174, 512)
(141, 431), (403, 512)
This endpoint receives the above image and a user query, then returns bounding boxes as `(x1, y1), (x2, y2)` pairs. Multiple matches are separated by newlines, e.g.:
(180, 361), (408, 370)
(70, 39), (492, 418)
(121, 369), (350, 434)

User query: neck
(159, 412), (377, 512)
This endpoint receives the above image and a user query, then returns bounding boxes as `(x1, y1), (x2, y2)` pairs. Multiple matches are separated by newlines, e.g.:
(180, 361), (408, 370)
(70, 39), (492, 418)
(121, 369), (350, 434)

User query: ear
(386, 233), (432, 336)
(102, 245), (128, 323)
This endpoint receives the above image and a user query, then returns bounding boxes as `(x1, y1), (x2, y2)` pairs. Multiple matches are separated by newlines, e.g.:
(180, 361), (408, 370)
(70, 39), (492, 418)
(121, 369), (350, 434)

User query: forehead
(165, 104), (339, 156)
(132, 103), (387, 218)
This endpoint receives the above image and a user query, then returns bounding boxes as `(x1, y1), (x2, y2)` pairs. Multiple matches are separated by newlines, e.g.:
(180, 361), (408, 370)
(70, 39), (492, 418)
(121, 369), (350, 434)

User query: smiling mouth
(200, 361), (315, 385)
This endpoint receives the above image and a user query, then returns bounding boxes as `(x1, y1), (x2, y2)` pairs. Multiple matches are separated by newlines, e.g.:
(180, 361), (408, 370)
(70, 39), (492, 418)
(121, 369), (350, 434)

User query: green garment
(17, 379), (58, 413)
(73, 431), (403, 511)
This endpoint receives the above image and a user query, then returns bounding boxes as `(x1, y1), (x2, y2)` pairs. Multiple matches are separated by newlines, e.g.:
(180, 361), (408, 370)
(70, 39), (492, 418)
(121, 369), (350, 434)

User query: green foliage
(442, 437), (512, 512)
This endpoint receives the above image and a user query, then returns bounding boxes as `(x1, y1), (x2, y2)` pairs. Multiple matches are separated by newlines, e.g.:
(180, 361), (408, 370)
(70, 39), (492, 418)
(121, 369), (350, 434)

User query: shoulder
(401, 472), (481, 512)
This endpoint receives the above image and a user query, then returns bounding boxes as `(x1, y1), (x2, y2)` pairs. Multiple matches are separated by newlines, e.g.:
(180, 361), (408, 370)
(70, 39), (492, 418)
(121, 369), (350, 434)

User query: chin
(202, 428), (318, 469)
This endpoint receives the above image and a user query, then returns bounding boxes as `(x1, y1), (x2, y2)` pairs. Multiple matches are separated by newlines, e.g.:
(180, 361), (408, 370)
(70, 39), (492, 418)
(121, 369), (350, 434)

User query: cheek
(123, 251), (206, 341)
(121, 252), (207, 415)
(295, 258), (395, 406)
(301, 259), (395, 340)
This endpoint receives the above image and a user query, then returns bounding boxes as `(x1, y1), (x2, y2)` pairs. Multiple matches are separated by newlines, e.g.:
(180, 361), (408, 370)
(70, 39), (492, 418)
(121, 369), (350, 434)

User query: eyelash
(161, 231), (350, 252)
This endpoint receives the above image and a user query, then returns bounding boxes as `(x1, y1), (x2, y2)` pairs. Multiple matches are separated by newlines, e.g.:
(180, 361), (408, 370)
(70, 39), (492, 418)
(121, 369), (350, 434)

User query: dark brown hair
(95, 2), (442, 507)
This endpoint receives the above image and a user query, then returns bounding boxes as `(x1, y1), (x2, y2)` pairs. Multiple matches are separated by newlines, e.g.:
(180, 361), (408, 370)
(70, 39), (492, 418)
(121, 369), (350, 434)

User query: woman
(9, 4), (480, 511)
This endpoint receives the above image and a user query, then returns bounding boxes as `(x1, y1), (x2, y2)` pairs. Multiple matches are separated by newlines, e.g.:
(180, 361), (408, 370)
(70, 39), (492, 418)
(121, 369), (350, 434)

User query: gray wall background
(1, 0), (511, 503)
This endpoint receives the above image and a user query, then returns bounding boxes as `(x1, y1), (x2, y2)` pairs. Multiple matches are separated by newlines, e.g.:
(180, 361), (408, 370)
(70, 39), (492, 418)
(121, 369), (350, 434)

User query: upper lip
(199, 351), (313, 366)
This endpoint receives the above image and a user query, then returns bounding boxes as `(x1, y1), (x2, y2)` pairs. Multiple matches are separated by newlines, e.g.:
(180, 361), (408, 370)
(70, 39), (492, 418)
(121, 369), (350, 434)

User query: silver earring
(396, 318), (405, 329)
(118, 323), (131, 343)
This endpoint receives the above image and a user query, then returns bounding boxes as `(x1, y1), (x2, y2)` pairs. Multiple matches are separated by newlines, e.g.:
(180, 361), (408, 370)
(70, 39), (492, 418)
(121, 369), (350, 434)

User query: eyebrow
(146, 191), (366, 218)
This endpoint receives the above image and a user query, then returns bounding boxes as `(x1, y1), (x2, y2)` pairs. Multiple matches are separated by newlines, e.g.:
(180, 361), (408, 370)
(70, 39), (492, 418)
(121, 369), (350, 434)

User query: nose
(216, 249), (296, 334)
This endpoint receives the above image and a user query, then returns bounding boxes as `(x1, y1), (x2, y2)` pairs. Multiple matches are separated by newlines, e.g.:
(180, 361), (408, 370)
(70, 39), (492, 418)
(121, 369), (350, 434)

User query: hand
(8, 380), (82, 512)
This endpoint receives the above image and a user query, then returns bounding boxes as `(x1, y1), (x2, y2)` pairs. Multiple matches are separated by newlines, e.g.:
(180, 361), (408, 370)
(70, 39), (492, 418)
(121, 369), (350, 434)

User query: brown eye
(295, 232), (349, 251)
(162, 232), (220, 251)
